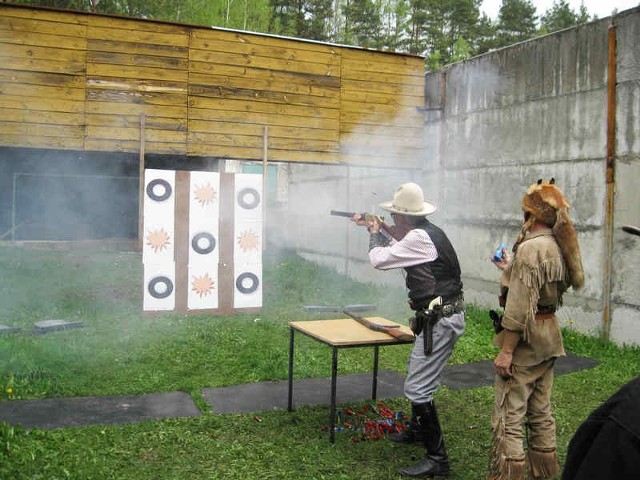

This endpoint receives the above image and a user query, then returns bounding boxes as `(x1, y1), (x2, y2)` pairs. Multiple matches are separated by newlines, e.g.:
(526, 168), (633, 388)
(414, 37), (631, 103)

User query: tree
(539, 0), (591, 35)
(493, 0), (537, 48)
(341, 0), (383, 48)
(379, 0), (411, 51)
(410, 0), (483, 62)
(185, 0), (271, 31)
(450, 35), (471, 62)
(471, 12), (496, 55)
(269, 0), (334, 41)
(404, 0), (431, 54)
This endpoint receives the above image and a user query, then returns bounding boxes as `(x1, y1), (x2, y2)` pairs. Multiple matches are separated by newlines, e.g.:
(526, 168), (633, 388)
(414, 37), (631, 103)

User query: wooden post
(137, 114), (146, 251)
(262, 125), (268, 251)
(602, 24), (617, 341)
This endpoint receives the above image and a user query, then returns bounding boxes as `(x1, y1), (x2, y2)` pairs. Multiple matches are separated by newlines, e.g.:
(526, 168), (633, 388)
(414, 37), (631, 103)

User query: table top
(289, 317), (415, 346)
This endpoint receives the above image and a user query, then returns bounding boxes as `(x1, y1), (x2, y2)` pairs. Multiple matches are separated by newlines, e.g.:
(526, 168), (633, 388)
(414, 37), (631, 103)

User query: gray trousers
(404, 311), (465, 403)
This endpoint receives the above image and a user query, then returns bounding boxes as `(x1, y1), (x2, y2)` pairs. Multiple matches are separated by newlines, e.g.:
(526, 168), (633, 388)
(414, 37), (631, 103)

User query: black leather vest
(405, 219), (463, 307)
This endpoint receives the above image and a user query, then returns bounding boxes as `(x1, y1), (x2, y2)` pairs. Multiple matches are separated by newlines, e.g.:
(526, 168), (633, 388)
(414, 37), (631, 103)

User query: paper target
(143, 169), (175, 265)
(233, 174), (263, 309)
(143, 263), (175, 311)
(237, 188), (260, 209)
(188, 261), (219, 310)
(146, 179), (173, 202)
(191, 232), (216, 255)
(187, 171), (220, 310)
(236, 272), (259, 294)
(148, 276), (174, 299)
(143, 170), (262, 313)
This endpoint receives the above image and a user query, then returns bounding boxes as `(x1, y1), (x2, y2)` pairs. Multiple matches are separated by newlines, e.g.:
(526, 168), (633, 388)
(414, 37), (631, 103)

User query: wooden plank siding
(0, 7), (87, 150)
(84, 15), (190, 154)
(339, 49), (426, 169)
(0, 3), (425, 167)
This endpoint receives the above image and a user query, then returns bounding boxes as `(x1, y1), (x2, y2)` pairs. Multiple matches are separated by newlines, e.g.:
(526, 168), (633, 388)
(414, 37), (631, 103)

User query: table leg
(329, 346), (338, 443)
(288, 327), (295, 411)
(372, 345), (379, 400)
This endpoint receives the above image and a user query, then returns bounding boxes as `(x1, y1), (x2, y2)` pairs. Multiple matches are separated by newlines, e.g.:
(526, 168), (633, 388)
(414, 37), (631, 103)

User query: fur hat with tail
(519, 178), (585, 290)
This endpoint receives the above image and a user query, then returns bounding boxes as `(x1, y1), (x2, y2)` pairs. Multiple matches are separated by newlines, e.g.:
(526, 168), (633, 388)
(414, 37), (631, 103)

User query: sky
(481, 0), (640, 20)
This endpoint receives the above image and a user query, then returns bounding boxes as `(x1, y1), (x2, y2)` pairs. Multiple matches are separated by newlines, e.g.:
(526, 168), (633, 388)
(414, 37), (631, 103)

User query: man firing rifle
(349, 182), (465, 479)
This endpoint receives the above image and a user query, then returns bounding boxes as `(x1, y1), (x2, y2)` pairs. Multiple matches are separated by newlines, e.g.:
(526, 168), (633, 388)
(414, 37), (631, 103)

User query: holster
(422, 310), (440, 355)
(489, 309), (504, 334)
(492, 286), (508, 334)
(410, 309), (440, 355)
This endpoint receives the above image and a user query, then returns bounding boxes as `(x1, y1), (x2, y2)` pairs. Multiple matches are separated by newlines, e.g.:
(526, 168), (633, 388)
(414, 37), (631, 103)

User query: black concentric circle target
(148, 276), (174, 299)
(235, 272), (259, 294)
(237, 187), (260, 209)
(146, 179), (172, 202)
(191, 232), (216, 255)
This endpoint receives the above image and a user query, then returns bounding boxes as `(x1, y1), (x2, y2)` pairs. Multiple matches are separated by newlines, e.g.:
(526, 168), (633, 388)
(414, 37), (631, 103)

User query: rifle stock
(343, 311), (415, 342)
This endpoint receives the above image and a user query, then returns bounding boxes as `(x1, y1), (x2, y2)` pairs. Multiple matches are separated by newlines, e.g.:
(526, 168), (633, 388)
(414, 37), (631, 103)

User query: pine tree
(494, 0), (537, 48)
(342, 0), (383, 47)
(413, 0), (482, 63)
(539, 0), (591, 35)
(269, 0), (334, 41)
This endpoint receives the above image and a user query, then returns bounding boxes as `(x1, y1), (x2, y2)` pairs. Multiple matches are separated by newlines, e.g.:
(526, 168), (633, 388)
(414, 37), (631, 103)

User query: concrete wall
(285, 7), (640, 346)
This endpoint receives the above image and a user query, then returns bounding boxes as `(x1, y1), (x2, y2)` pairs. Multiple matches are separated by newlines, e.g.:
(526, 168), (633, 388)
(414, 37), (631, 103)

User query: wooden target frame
(143, 169), (262, 315)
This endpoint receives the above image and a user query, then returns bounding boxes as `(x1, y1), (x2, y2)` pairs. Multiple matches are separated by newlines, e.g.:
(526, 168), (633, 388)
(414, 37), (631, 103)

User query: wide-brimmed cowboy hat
(379, 182), (436, 216)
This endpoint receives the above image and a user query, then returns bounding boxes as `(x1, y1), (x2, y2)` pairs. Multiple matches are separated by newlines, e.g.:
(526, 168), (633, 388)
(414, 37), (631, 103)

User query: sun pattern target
(146, 228), (171, 253)
(237, 230), (260, 252)
(191, 273), (215, 298)
(193, 183), (217, 206)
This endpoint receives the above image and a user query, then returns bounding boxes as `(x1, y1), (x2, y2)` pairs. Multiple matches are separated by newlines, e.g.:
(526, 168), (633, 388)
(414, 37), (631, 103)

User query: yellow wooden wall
(0, 3), (425, 168)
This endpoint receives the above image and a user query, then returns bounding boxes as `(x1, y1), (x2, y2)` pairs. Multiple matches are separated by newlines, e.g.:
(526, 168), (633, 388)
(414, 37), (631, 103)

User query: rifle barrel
(330, 210), (355, 218)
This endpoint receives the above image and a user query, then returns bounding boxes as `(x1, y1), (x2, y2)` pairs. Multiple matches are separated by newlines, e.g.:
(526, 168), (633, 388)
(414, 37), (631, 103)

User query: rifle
(623, 225), (640, 237)
(303, 304), (415, 342)
(342, 310), (415, 342)
(330, 210), (410, 241)
(330, 210), (384, 225)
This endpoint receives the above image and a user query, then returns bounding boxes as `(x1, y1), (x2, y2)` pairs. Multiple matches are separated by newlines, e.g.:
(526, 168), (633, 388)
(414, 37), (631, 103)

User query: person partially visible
(561, 375), (640, 479)
(561, 224), (640, 480)
(351, 182), (465, 478)
(489, 179), (584, 480)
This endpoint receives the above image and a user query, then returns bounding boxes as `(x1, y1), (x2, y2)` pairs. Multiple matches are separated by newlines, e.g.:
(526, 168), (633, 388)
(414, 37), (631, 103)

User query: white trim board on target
(233, 174), (262, 309)
(187, 171), (220, 310)
(143, 169), (176, 311)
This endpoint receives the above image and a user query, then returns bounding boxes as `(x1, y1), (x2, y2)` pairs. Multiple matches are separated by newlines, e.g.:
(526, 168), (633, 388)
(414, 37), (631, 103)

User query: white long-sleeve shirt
(368, 228), (438, 270)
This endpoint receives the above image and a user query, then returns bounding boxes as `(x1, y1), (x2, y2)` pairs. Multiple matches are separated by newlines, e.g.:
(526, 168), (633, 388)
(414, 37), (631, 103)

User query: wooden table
(287, 317), (414, 442)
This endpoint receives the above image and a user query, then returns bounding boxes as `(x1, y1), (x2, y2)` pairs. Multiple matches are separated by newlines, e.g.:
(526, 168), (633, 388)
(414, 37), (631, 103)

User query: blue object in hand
(493, 243), (508, 262)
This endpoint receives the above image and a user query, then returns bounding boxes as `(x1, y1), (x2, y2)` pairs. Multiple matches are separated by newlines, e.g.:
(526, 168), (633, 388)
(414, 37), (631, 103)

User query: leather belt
(410, 294), (464, 312)
(537, 305), (556, 315)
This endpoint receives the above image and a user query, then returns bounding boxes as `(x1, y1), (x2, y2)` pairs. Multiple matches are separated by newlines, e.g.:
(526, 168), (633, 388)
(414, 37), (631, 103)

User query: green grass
(0, 245), (638, 479)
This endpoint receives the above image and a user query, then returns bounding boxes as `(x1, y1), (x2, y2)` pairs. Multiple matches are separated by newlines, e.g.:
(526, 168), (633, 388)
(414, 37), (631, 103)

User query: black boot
(388, 403), (426, 444)
(399, 401), (450, 478)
